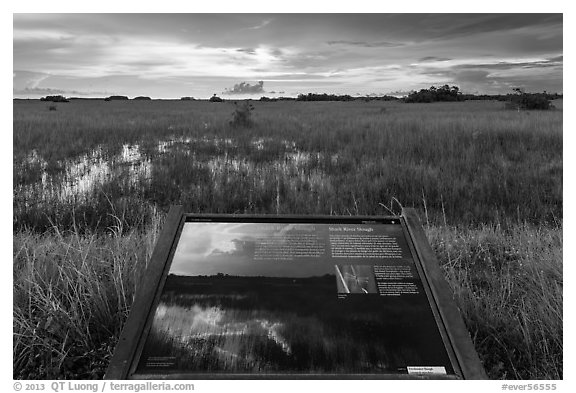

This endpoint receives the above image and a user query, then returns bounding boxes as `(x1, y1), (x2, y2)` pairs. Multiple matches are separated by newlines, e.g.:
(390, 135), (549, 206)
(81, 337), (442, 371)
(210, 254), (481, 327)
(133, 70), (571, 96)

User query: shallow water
(15, 136), (337, 208)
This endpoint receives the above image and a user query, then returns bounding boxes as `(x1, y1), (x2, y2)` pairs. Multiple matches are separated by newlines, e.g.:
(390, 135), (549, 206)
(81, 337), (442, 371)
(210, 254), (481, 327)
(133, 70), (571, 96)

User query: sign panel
(106, 208), (486, 379)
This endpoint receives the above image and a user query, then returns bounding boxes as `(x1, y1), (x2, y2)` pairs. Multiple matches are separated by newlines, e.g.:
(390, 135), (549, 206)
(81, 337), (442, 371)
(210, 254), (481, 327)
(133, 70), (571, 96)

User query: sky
(13, 13), (563, 99)
(169, 222), (335, 277)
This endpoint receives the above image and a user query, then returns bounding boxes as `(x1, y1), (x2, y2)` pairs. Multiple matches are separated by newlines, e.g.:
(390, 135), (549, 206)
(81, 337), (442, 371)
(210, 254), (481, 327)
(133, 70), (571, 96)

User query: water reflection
(153, 302), (292, 357)
(15, 144), (151, 206)
(137, 273), (454, 375)
(15, 136), (337, 208)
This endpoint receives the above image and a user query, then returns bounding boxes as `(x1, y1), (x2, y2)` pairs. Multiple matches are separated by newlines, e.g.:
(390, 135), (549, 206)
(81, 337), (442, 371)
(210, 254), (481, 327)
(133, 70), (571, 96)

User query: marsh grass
(12, 99), (562, 379)
(427, 223), (563, 379)
(13, 211), (163, 379)
(13, 100), (562, 231)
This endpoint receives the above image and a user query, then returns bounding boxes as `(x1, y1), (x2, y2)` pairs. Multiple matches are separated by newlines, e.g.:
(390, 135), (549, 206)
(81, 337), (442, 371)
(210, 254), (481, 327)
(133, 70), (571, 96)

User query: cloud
(453, 58), (562, 71)
(13, 70), (51, 89)
(386, 90), (412, 97)
(13, 86), (111, 96)
(237, 48), (256, 55)
(453, 70), (492, 84)
(418, 56), (452, 62)
(14, 86), (66, 95)
(423, 14), (562, 40)
(248, 20), (271, 30)
(326, 40), (403, 48)
(13, 14), (563, 97)
(209, 239), (254, 258)
(223, 81), (265, 95)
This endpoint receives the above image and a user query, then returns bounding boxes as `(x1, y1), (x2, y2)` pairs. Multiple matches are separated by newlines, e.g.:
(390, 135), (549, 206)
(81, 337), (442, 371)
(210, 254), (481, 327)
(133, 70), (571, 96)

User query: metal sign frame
(105, 206), (486, 380)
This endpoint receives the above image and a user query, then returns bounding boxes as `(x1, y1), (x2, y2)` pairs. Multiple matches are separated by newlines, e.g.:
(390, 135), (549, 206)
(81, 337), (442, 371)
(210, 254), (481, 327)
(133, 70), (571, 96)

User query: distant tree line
(38, 95), (154, 101)
(296, 93), (355, 101)
(32, 89), (562, 106)
(459, 91), (562, 102)
(403, 85), (562, 104)
(294, 93), (399, 102)
(259, 96), (291, 102)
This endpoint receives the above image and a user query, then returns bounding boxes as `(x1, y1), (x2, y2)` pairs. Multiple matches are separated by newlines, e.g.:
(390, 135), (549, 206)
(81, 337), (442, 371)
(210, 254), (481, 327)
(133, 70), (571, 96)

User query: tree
(506, 88), (553, 111)
(404, 85), (463, 103)
(209, 94), (223, 103)
(40, 95), (69, 103)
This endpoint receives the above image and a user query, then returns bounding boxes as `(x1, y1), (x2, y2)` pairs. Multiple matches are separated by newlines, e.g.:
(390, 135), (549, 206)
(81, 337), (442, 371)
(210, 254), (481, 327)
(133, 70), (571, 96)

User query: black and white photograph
(335, 265), (378, 294)
(11, 8), (563, 385)
(131, 220), (453, 376)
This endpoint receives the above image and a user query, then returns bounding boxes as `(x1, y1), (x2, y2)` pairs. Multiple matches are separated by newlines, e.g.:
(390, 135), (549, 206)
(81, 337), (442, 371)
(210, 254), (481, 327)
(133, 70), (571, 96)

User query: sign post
(106, 207), (486, 379)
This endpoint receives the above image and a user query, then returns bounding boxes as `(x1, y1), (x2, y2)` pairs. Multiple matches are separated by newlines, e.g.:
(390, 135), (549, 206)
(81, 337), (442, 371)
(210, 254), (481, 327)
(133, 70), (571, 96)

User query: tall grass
(13, 211), (163, 379)
(13, 216), (562, 379)
(13, 100), (562, 231)
(13, 99), (562, 379)
(428, 223), (563, 379)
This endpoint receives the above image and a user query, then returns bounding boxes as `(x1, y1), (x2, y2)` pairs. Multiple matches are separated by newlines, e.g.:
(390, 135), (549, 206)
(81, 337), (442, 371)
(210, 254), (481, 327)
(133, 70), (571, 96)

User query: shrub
(506, 89), (554, 111)
(296, 93), (354, 102)
(209, 94), (223, 103)
(229, 100), (254, 127)
(40, 95), (69, 103)
(405, 85), (463, 103)
(104, 96), (129, 101)
(48, 105), (57, 111)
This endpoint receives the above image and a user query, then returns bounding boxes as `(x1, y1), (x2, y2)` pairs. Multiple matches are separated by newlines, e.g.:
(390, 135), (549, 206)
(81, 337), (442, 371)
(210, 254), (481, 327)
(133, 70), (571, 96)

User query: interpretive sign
(106, 207), (486, 379)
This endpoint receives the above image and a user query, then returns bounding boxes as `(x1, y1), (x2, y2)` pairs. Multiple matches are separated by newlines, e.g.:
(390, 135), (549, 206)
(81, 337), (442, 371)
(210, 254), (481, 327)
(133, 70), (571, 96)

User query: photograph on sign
(133, 220), (453, 376)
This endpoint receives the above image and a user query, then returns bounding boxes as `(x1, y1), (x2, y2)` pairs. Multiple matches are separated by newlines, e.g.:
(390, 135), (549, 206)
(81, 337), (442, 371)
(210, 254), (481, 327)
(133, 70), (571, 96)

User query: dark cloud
(454, 58), (562, 71)
(487, 75), (563, 93)
(14, 14), (560, 45)
(326, 40), (404, 48)
(453, 70), (491, 84)
(277, 50), (345, 71)
(419, 14), (562, 40)
(223, 81), (265, 95)
(418, 56), (452, 62)
(13, 14), (563, 97)
(413, 61), (563, 94)
(237, 48), (256, 55)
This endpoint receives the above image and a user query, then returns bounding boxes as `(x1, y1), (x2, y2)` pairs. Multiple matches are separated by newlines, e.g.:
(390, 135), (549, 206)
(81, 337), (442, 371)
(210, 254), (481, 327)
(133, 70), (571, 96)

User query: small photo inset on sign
(335, 265), (377, 294)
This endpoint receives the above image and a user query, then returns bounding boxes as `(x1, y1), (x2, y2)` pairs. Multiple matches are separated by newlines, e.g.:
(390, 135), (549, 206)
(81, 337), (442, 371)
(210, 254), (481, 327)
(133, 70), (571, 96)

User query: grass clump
(505, 89), (555, 111)
(229, 100), (255, 128)
(427, 223), (563, 379)
(13, 213), (163, 379)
